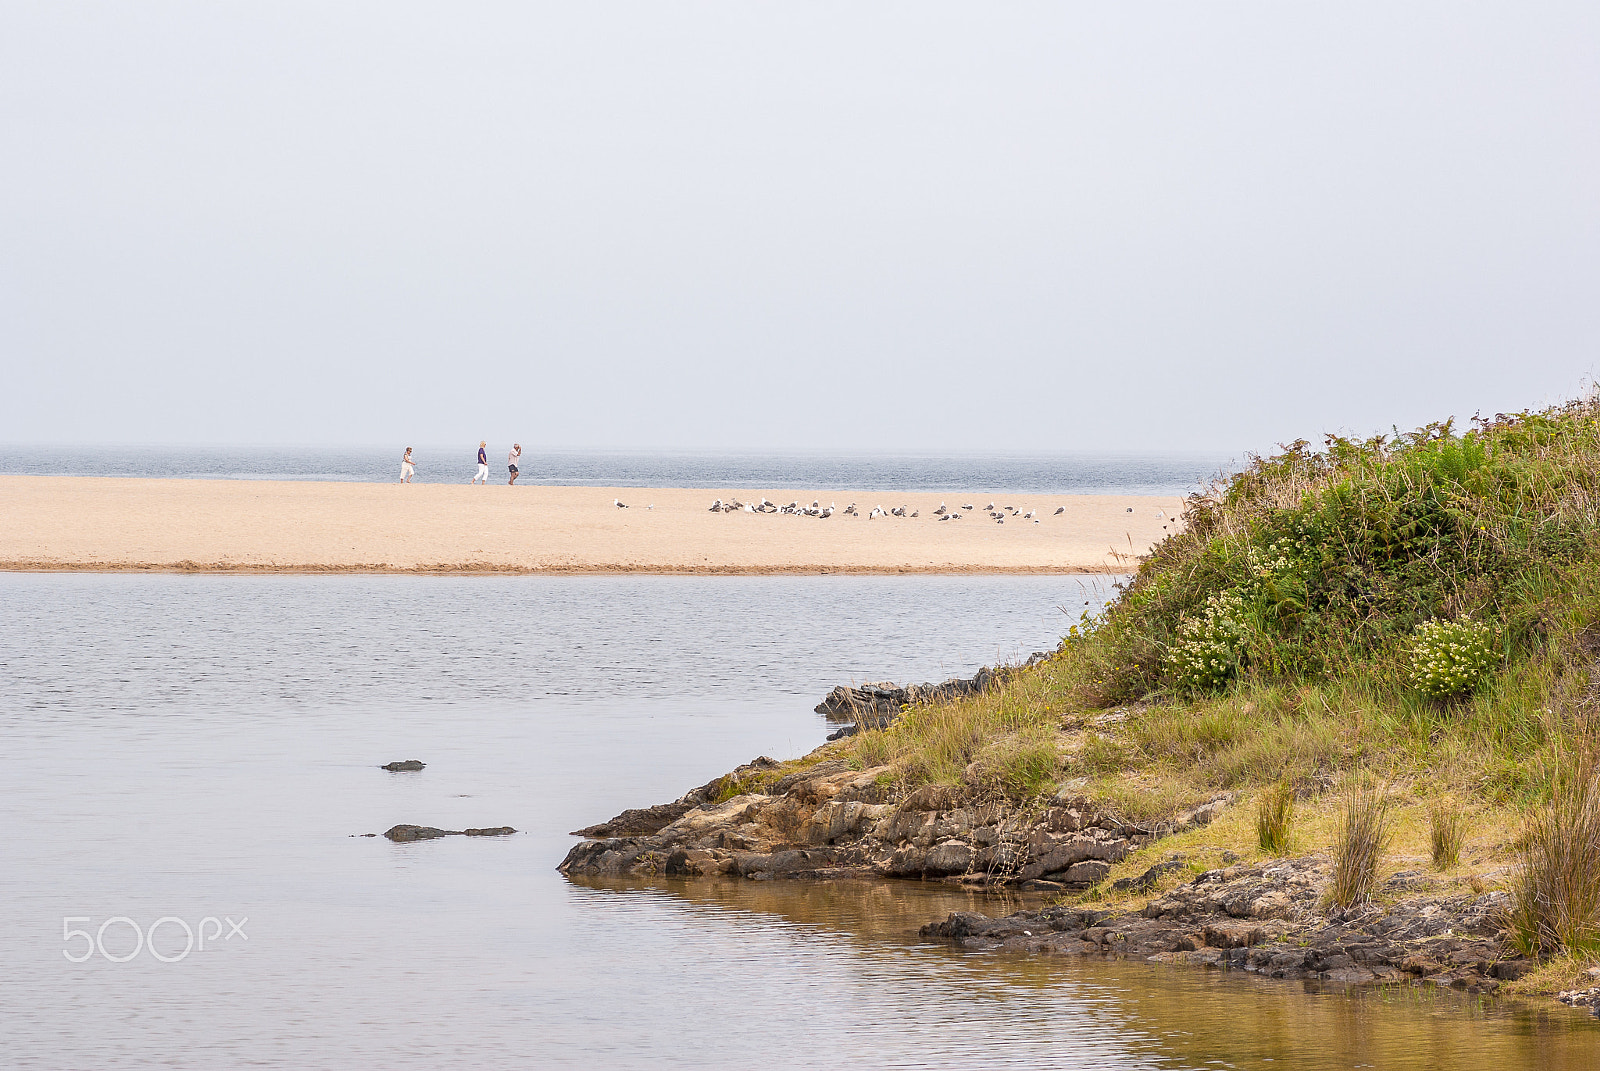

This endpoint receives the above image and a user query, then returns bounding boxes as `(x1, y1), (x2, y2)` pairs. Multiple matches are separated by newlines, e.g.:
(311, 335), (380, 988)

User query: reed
(1329, 777), (1392, 907)
(1255, 782), (1295, 854)
(1428, 800), (1468, 871)
(1509, 753), (1600, 956)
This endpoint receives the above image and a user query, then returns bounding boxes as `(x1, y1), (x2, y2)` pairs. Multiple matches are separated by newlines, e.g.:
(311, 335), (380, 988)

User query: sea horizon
(0, 443), (1236, 496)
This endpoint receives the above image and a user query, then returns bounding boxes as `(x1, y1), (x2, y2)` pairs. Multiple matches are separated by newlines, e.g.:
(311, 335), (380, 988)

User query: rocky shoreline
(557, 674), (1559, 1006)
(920, 856), (1534, 994)
(558, 744), (1232, 889)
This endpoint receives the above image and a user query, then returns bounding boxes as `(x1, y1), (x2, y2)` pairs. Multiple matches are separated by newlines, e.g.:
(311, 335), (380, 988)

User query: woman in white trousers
(472, 441), (489, 484)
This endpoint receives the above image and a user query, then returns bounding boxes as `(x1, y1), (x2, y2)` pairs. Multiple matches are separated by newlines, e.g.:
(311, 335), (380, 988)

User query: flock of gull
(699, 497), (1074, 524)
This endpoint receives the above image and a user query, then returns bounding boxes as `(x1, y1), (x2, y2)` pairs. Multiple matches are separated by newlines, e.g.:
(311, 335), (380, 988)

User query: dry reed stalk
(1256, 782), (1295, 855)
(1509, 753), (1600, 956)
(1329, 777), (1392, 907)
(1428, 800), (1468, 871)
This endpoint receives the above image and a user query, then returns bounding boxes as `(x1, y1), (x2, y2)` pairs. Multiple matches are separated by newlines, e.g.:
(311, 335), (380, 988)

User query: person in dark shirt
(472, 442), (489, 485)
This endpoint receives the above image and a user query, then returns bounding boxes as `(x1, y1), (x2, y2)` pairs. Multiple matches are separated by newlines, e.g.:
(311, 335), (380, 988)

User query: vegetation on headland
(839, 395), (1600, 993)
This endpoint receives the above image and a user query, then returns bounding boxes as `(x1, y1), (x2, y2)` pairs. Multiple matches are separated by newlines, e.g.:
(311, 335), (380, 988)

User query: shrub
(1329, 777), (1392, 907)
(1409, 620), (1497, 700)
(1165, 590), (1248, 693)
(1508, 755), (1600, 957)
(1428, 800), (1468, 870)
(1256, 782), (1295, 854)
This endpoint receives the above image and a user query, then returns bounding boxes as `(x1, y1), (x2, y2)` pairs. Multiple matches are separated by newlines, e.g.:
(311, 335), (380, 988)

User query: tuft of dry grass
(1256, 782), (1296, 854)
(1428, 799), (1468, 870)
(1508, 753), (1600, 957)
(1329, 776), (1392, 907)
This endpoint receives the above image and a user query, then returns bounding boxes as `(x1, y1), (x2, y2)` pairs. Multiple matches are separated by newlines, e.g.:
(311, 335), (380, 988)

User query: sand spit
(0, 476), (1182, 575)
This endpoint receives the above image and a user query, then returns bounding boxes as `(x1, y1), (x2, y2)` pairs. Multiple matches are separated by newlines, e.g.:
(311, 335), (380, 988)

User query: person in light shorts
(400, 447), (416, 483)
(472, 441), (489, 484)
(507, 443), (522, 486)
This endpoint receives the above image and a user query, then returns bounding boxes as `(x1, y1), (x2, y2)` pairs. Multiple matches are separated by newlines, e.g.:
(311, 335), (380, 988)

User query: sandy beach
(0, 476), (1183, 574)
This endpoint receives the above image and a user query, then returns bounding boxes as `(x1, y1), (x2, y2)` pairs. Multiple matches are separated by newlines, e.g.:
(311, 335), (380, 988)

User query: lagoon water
(3, 573), (1595, 1069)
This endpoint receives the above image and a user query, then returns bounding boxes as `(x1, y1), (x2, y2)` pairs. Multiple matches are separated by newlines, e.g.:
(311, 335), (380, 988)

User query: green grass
(826, 394), (1600, 983)
(1256, 782), (1296, 854)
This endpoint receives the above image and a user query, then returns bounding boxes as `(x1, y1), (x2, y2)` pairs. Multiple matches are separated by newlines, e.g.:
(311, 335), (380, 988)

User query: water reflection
(569, 875), (1599, 1070)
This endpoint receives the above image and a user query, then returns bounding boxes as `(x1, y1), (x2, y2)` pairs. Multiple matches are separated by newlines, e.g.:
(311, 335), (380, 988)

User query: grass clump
(1256, 782), (1296, 854)
(1329, 777), (1392, 907)
(1508, 754), (1600, 957)
(1428, 800), (1468, 870)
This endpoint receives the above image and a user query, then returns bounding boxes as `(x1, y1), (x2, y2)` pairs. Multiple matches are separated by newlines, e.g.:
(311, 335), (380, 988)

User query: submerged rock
(384, 824), (516, 842)
(380, 760), (426, 771)
(384, 824), (452, 841)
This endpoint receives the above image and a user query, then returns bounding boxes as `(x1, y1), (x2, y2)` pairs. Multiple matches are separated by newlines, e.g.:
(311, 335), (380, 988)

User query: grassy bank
(841, 396), (1600, 992)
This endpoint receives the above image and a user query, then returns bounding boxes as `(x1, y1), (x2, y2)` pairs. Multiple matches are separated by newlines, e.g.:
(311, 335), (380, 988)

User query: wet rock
(384, 824), (516, 841)
(921, 853), (1535, 994)
(380, 760), (425, 771)
(814, 669), (997, 722)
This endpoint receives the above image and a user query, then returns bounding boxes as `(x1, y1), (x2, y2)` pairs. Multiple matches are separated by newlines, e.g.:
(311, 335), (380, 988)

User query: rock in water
(381, 760), (426, 771)
(382, 824), (517, 841)
(384, 824), (452, 841)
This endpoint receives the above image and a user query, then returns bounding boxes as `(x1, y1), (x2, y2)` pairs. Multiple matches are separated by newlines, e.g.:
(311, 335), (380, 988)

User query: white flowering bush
(1166, 590), (1249, 693)
(1409, 619), (1496, 699)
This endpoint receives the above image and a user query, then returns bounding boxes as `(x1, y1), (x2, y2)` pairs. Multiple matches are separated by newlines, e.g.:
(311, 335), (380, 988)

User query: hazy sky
(3, 3), (1597, 454)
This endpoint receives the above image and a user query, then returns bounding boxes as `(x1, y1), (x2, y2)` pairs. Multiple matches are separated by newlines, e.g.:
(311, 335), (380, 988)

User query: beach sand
(0, 476), (1184, 574)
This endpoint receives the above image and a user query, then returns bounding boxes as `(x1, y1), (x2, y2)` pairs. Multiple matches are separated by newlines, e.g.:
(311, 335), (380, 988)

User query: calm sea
(2, 573), (1593, 1069)
(0, 444), (1229, 495)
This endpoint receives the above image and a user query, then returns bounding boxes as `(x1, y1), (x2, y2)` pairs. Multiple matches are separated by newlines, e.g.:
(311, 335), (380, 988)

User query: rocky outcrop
(815, 655), (1054, 739)
(919, 855), (1534, 993)
(815, 670), (998, 722)
(558, 754), (1227, 886)
(380, 760), (426, 771)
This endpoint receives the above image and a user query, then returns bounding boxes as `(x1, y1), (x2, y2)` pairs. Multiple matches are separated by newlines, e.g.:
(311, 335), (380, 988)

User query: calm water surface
(2, 574), (1594, 1069)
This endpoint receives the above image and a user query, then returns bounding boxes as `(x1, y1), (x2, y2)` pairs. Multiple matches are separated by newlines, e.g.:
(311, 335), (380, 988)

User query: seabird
(1054, 506), (1065, 516)
(933, 503), (947, 516)
(910, 510), (919, 518)
(615, 499), (629, 508)
(984, 502), (995, 511)
(1126, 507), (1134, 513)
(1022, 510), (1035, 520)
(709, 499), (723, 512)
(961, 504), (974, 511)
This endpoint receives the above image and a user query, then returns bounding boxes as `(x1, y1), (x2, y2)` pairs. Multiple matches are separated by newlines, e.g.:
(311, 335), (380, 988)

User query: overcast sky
(2, 3), (1596, 454)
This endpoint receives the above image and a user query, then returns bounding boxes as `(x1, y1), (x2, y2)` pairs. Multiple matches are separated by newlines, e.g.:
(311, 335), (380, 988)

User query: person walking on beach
(401, 447), (416, 484)
(472, 441), (489, 484)
(507, 443), (522, 486)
